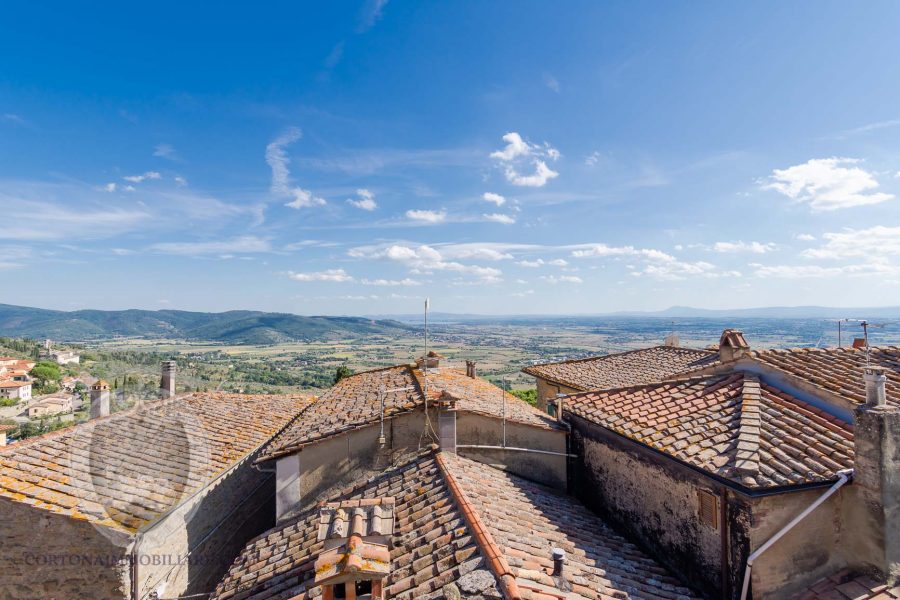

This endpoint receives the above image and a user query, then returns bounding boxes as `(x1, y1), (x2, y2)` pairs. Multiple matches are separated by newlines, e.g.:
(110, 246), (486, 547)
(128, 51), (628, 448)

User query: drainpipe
(739, 468), (853, 600)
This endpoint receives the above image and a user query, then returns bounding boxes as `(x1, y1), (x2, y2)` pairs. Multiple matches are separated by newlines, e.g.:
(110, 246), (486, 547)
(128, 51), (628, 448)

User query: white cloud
(123, 171), (162, 183)
(795, 233), (816, 241)
(1, 113), (25, 125)
(505, 161), (559, 187)
(406, 209), (446, 223)
(482, 192), (505, 206)
(511, 289), (535, 297)
(266, 127), (327, 209)
(801, 226), (900, 261)
(584, 151), (602, 167)
(347, 188), (377, 211)
(149, 236), (272, 256)
(358, 0), (389, 31)
(349, 243), (502, 281)
(517, 258), (568, 268)
(361, 278), (421, 286)
(174, 176), (188, 187)
(288, 269), (354, 282)
(286, 188), (326, 209)
(540, 275), (583, 284)
(153, 144), (178, 161)
(764, 157), (894, 211)
(0, 196), (148, 241)
(571, 243), (739, 280)
(712, 241), (777, 254)
(103, 183), (117, 192)
(752, 263), (899, 278)
(490, 132), (560, 188)
(543, 73), (560, 93)
(483, 213), (516, 224)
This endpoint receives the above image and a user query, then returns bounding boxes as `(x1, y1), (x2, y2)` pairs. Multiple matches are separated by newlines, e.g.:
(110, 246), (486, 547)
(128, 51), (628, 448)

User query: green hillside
(0, 304), (413, 344)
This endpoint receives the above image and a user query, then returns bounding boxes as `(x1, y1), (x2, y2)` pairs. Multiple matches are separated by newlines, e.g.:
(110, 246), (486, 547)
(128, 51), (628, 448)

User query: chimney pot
(864, 367), (888, 407)
(551, 548), (565, 576)
(718, 328), (750, 363)
(555, 393), (566, 423)
(465, 360), (477, 378)
(160, 360), (177, 398)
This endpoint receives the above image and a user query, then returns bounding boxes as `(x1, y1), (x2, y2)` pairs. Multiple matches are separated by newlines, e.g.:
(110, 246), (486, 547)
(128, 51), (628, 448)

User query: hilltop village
(0, 330), (898, 600)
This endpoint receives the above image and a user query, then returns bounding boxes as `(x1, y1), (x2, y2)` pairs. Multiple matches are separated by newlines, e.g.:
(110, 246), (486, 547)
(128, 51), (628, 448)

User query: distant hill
(0, 304), (414, 344)
(609, 305), (900, 319)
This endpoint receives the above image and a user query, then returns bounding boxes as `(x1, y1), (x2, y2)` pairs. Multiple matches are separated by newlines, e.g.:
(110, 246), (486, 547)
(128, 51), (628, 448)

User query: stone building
(525, 330), (900, 599)
(0, 388), (309, 600)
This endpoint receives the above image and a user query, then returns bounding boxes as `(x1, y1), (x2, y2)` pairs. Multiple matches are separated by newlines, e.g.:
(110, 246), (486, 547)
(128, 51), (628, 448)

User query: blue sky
(2, 1), (900, 315)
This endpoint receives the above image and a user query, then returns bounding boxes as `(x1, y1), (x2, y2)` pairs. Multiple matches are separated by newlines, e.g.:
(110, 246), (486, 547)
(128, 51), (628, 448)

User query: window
(698, 489), (718, 529)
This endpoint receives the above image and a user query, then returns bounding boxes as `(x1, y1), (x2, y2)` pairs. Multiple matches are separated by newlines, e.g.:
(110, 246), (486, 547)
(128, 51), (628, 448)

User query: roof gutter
(739, 468), (853, 600)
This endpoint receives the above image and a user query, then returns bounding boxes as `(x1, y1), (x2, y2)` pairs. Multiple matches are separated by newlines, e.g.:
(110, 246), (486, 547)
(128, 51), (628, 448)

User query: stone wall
(136, 453), (277, 600)
(0, 497), (132, 600)
(534, 377), (579, 412)
(569, 417), (750, 599)
(748, 487), (847, 599)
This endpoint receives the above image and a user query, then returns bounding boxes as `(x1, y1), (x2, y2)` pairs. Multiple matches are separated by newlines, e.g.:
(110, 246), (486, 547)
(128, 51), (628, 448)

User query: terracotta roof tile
(0, 392), (310, 533)
(795, 571), (898, 599)
(260, 365), (556, 462)
(523, 346), (717, 392)
(564, 374), (854, 489)
(214, 451), (699, 600)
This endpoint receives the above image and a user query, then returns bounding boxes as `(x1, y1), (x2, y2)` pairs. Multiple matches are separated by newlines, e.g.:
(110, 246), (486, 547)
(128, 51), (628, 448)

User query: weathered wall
(136, 454), (277, 600)
(0, 497), (132, 600)
(748, 487), (847, 599)
(278, 409), (435, 519)
(455, 411), (567, 489)
(534, 377), (579, 412)
(569, 417), (750, 599)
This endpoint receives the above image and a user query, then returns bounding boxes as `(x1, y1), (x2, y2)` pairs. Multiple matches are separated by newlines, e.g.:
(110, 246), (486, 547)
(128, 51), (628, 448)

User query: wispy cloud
(361, 277), (421, 286)
(833, 118), (900, 139)
(763, 157), (894, 211)
(349, 243), (502, 281)
(541, 275), (582, 284)
(406, 209), (446, 223)
(149, 236), (271, 256)
(482, 192), (505, 206)
(543, 73), (560, 93)
(801, 225), (900, 261)
(347, 188), (377, 211)
(490, 132), (559, 188)
(287, 268), (354, 282)
(517, 258), (567, 268)
(712, 241), (776, 254)
(751, 262), (899, 279)
(123, 171), (161, 183)
(153, 144), (179, 161)
(1, 113), (25, 125)
(357, 0), (389, 32)
(0, 194), (148, 241)
(483, 213), (516, 224)
(266, 127), (326, 209)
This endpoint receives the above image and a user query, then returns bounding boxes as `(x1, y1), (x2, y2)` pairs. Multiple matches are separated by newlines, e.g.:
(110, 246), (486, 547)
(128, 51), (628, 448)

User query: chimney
(160, 360), (176, 398)
(718, 329), (750, 362)
(438, 393), (457, 454)
(555, 393), (566, 423)
(550, 547), (572, 591)
(90, 380), (110, 419)
(853, 368), (900, 582)
(465, 360), (477, 378)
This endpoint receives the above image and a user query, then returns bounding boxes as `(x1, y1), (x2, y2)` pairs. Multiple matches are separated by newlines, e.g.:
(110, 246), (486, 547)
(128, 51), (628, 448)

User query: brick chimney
(719, 329), (750, 362)
(465, 360), (477, 378)
(416, 351), (442, 370)
(160, 360), (176, 398)
(90, 380), (110, 419)
(853, 366), (900, 582)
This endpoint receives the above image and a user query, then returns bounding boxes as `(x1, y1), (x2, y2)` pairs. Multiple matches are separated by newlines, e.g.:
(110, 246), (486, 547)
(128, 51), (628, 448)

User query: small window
(698, 490), (719, 530)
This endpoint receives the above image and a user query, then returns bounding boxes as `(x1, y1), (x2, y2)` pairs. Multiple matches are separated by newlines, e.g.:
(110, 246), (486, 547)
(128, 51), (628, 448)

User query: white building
(0, 381), (31, 401)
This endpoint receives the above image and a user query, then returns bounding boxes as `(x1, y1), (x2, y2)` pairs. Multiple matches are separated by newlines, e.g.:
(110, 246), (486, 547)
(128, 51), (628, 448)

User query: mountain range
(0, 304), (413, 344)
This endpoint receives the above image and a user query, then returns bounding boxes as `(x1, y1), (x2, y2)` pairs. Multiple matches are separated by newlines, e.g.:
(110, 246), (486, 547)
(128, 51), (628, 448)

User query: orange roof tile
(564, 373), (854, 489)
(523, 346), (717, 391)
(0, 392), (310, 533)
(795, 570), (899, 599)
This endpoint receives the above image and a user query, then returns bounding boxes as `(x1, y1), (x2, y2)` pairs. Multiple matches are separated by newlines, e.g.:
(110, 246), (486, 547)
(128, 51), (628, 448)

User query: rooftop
(259, 363), (556, 462)
(0, 392), (310, 533)
(564, 373), (854, 489)
(213, 450), (698, 600)
(523, 345), (716, 392)
(796, 570), (900, 599)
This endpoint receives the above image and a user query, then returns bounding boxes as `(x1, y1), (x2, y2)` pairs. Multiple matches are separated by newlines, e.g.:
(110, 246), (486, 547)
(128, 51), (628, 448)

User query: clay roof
(670, 346), (900, 407)
(0, 392), (310, 533)
(564, 373), (854, 489)
(0, 380), (30, 388)
(212, 450), (698, 600)
(259, 364), (556, 462)
(523, 346), (717, 392)
(795, 570), (900, 599)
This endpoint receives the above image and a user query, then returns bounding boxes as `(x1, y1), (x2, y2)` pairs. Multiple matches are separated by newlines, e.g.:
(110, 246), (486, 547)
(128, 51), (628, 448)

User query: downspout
(720, 487), (729, 600)
(131, 531), (143, 600)
(739, 469), (853, 600)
